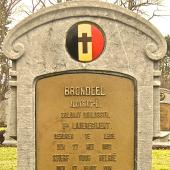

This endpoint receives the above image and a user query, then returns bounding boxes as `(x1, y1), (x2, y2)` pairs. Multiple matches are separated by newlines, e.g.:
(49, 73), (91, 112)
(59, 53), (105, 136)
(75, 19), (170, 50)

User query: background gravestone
(0, 100), (7, 127)
(160, 88), (170, 131)
(3, 1), (166, 170)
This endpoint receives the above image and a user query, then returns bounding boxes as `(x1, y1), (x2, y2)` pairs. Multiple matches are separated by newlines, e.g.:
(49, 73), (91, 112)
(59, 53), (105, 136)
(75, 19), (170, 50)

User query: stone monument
(0, 100), (7, 127)
(3, 0), (166, 169)
(160, 88), (170, 131)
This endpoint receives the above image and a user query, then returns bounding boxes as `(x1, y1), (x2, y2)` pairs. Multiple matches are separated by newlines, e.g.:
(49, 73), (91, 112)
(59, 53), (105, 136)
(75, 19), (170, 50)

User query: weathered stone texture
(0, 100), (7, 126)
(3, 1), (166, 170)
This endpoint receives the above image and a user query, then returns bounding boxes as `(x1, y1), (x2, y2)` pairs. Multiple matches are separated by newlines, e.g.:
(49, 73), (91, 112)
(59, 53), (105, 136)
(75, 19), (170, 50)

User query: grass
(0, 148), (170, 170)
(0, 147), (17, 170)
(152, 149), (170, 170)
(0, 127), (6, 131)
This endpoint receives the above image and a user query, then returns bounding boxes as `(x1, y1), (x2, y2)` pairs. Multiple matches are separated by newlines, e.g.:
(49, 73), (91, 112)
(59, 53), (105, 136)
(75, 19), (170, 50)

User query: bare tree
(0, 0), (66, 101)
(23, 0), (46, 15)
(0, 0), (21, 101)
(20, 0), (167, 21)
(160, 35), (170, 89)
(113, 0), (165, 20)
(22, 0), (71, 15)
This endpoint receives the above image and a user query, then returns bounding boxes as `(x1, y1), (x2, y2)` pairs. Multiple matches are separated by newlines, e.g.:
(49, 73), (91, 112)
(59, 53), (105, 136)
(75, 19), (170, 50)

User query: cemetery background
(0, 0), (170, 170)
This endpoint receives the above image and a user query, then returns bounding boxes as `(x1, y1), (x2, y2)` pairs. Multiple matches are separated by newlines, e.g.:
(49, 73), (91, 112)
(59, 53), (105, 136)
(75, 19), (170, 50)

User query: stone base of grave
(1, 138), (17, 147)
(153, 141), (170, 149)
(153, 131), (170, 149)
(159, 131), (170, 142)
(153, 131), (170, 141)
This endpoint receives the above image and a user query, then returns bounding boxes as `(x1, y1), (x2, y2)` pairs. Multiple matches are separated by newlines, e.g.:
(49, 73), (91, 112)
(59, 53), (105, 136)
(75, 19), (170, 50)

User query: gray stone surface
(6, 87), (17, 138)
(153, 140), (170, 149)
(153, 86), (160, 137)
(3, 1), (167, 170)
(0, 100), (8, 126)
(1, 139), (17, 147)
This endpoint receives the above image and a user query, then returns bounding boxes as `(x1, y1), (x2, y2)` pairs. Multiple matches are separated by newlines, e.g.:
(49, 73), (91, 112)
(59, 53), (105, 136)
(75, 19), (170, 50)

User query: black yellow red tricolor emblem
(66, 22), (105, 62)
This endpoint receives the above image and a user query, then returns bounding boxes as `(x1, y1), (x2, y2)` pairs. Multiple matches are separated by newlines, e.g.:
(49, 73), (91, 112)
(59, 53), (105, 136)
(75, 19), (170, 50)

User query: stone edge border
(3, 1), (167, 61)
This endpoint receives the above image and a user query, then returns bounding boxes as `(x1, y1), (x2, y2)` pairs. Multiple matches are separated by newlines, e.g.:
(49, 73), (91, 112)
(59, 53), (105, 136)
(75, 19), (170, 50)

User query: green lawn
(0, 147), (17, 170)
(0, 148), (170, 170)
(0, 127), (5, 131)
(152, 149), (170, 170)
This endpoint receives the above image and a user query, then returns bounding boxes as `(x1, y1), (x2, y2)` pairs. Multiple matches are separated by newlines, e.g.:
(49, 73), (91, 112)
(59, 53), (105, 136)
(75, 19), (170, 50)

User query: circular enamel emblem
(66, 22), (105, 62)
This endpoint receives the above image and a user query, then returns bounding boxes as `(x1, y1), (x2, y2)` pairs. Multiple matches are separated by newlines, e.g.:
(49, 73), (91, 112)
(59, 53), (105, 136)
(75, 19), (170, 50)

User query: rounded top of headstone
(3, 1), (167, 61)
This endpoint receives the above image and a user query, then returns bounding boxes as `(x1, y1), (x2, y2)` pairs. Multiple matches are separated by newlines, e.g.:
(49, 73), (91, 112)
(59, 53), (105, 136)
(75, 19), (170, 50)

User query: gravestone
(3, 0), (166, 170)
(160, 88), (170, 131)
(0, 100), (7, 126)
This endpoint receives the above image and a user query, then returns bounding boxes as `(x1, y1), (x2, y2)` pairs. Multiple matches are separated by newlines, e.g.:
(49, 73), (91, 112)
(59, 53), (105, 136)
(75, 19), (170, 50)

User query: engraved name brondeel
(64, 86), (106, 96)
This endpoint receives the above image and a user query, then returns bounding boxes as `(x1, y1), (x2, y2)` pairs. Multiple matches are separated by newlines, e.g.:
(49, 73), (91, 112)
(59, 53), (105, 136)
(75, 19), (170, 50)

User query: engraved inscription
(53, 155), (69, 162)
(64, 86), (106, 96)
(70, 99), (100, 108)
(36, 73), (134, 170)
(79, 155), (91, 161)
(104, 134), (115, 139)
(99, 154), (116, 162)
(54, 134), (74, 140)
(102, 144), (112, 150)
(57, 144), (65, 150)
(72, 122), (110, 129)
(86, 144), (94, 150)
(103, 166), (112, 170)
(72, 144), (79, 150)
(56, 166), (65, 170)
(84, 166), (97, 170)
(85, 134), (91, 139)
